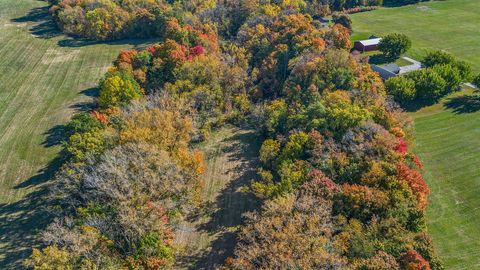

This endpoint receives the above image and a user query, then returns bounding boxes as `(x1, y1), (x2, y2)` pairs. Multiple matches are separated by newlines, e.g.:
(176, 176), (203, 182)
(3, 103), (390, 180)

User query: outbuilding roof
(357, 38), (382, 46)
(371, 63), (400, 80)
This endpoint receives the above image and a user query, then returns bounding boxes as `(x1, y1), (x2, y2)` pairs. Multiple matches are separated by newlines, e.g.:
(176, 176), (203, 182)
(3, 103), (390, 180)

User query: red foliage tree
(301, 169), (339, 199)
(188, 45), (205, 60)
(397, 163), (430, 209)
(398, 250), (431, 270)
(396, 138), (408, 155)
(90, 111), (108, 124)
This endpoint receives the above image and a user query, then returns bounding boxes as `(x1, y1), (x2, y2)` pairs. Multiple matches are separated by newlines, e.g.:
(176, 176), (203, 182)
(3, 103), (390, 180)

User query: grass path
(0, 0), (152, 267)
(412, 88), (480, 269)
(175, 127), (261, 269)
(351, 0), (480, 72)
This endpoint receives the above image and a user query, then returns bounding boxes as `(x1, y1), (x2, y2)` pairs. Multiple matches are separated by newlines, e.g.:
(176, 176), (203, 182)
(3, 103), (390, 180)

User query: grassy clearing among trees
(175, 127), (261, 269)
(351, 0), (480, 72)
(0, 0), (150, 267)
(412, 87), (480, 269)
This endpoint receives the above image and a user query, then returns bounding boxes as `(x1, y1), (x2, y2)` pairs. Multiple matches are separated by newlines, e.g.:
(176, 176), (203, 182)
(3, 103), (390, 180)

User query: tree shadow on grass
(444, 94), (480, 114)
(43, 87), (100, 148)
(11, 6), (61, 39)
(400, 99), (438, 112)
(178, 129), (262, 269)
(57, 38), (158, 49)
(0, 83), (99, 268)
(0, 155), (64, 269)
(69, 87), (99, 112)
(13, 5), (157, 48)
(42, 125), (67, 148)
(368, 54), (392, 65)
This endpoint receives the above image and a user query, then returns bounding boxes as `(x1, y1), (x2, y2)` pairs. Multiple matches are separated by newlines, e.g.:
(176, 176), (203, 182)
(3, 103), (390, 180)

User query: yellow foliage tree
(98, 73), (142, 108)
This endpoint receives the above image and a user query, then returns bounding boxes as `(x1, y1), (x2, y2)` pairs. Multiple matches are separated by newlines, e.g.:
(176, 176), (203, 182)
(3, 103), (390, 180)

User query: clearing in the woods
(175, 127), (261, 269)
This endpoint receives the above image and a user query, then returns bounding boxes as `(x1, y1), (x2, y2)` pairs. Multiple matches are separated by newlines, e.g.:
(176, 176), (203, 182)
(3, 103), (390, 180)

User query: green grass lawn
(412, 88), (480, 269)
(351, 0), (480, 72)
(0, 0), (152, 267)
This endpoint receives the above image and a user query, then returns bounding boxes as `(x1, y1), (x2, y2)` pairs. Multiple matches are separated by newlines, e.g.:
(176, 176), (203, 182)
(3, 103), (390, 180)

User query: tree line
(45, 0), (432, 40)
(28, 1), (442, 269)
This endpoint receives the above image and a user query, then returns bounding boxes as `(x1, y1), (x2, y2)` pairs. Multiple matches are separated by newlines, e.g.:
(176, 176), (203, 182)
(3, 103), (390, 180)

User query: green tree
(407, 69), (446, 101)
(385, 76), (416, 102)
(65, 112), (104, 137)
(259, 139), (281, 167)
(378, 33), (411, 60)
(25, 246), (73, 270)
(332, 13), (352, 30)
(431, 64), (462, 93)
(423, 50), (455, 68)
(65, 129), (106, 161)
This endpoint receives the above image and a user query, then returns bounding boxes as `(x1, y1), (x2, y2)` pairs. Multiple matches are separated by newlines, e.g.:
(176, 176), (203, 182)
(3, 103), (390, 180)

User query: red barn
(354, 38), (382, 52)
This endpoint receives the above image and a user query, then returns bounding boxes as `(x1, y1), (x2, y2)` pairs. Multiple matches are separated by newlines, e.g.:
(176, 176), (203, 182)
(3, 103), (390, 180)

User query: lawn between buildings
(0, 0), (152, 267)
(351, 0), (480, 73)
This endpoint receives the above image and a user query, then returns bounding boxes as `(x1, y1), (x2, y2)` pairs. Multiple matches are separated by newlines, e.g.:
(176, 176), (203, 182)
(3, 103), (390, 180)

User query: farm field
(412, 87), (480, 269)
(351, 0), (480, 72)
(0, 0), (151, 267)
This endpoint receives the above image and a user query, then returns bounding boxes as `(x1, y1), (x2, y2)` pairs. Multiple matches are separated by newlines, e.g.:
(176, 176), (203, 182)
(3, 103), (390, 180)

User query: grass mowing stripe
(412, 88), (480, 269)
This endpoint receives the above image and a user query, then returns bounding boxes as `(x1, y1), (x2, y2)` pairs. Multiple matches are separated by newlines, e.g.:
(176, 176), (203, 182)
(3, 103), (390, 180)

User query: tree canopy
(29, 1), (443, 269)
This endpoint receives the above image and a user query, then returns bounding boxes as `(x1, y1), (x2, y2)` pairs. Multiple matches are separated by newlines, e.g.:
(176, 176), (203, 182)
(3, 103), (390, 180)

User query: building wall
(354, 42), (365, 51)
(354, 42), (378, 52)
(364, 44), (378, 52)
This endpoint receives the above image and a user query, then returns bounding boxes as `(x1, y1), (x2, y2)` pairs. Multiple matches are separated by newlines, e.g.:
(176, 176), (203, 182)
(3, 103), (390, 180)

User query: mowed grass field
(413, 88), (480, 269)
(351, 0), (480, 72)
(0, 0), (151, 267)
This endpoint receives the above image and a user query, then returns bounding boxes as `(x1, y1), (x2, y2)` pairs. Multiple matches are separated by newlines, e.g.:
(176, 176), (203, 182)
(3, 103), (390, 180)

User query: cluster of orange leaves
(397, 162), (430, 209)
(90, 111), (108, 124)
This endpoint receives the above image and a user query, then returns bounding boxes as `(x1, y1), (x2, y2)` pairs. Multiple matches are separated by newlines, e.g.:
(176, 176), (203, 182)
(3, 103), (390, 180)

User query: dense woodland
(28, 0), (444, 269)
(44, 0), (427, 40)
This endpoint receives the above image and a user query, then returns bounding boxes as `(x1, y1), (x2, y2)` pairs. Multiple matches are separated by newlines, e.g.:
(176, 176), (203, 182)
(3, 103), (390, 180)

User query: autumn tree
(227, 191), (349, 269)
(98, 71), (142, 108)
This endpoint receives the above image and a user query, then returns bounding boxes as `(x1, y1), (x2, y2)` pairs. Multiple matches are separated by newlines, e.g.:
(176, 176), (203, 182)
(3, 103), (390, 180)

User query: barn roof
(357, 38), (382, 46)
